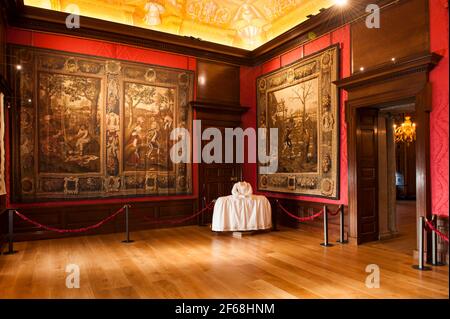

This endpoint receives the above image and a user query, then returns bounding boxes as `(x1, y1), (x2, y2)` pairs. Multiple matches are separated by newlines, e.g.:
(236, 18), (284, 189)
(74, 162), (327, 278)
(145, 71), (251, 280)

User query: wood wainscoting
(7, 198), (198, 242)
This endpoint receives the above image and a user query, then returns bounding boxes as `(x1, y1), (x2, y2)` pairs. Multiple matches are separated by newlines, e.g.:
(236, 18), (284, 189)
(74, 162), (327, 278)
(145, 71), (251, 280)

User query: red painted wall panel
(6, 27), (198, 208)
(280, 47), (303, 67)
(429, 0), (449, 216)
(261, 57), (281, 74)
(304, 34), (332, 56)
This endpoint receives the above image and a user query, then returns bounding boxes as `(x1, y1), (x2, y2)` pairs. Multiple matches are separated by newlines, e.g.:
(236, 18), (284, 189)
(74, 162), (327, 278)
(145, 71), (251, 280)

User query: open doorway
(394, 112), (417, 252)
(376, 108), (417, 255)
(336, 52), (437, 258)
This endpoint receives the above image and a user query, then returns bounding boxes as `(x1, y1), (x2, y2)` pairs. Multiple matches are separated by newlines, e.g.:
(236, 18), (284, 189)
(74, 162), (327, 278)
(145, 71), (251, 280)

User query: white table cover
(212, 195), (272, 232)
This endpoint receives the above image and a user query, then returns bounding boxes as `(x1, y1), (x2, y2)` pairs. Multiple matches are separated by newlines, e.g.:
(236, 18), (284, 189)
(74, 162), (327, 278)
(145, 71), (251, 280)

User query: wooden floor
(370, 200), (417, 255)
(0, 225), (448, 299)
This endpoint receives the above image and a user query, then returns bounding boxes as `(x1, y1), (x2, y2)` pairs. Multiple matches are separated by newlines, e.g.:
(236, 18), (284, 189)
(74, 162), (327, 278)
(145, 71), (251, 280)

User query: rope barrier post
(336, 205), (348, 244)
(320, 205), (333, 247)
(122, 205), (134, 244)
(198, 197), (207, 227)
(273, 200), (279, 231)
(412, 216), (431, 270)
(428, 216), (446, 266)
(3, 210), (18, 255)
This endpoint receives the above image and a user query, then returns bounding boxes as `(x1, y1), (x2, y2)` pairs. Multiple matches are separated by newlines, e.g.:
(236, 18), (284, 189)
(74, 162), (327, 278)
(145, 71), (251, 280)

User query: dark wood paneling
(9, 198), (197, 241)
(356, 109), (379, 242)
(351, 0), (430, 73)
(196, 60), (240, 105)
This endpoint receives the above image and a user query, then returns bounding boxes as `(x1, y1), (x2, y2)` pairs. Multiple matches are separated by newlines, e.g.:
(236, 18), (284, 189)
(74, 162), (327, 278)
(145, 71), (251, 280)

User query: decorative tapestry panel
(12, 46), (193, 202)
(257, 45), (339, 198)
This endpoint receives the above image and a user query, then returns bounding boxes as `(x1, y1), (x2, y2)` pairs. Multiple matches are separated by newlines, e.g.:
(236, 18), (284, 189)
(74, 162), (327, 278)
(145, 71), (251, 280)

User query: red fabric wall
(6, 27), (198, 208)
(429, 0), (449, 217)
(241, 25), (351, 205)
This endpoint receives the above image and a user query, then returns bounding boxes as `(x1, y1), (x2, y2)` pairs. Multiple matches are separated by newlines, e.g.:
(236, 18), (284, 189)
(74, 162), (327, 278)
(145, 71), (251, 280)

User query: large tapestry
(12, 46), (193, 202)
(257, 45), (339, 198)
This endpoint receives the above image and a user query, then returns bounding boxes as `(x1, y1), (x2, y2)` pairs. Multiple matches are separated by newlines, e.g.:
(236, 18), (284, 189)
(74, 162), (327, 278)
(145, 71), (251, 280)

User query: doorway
(355, 106), (419, 252)
(336, 53), (438, 256)
(393, 112), (417, 253)
(376, 108), (418, 254)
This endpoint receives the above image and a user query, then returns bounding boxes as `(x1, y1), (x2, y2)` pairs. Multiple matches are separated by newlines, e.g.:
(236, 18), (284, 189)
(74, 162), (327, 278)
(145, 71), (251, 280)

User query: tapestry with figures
(257, 45), (339, 198)
(11, 46), (193, 202)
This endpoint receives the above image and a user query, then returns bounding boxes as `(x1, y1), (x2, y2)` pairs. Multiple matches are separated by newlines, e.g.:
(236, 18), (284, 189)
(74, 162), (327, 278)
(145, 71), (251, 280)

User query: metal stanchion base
(336, 240), (349, 244)
(320, 243), (334, 247)
(3, 250), (18, 255)
(122, 240), (134, 243)
(412, 265), (432, 271)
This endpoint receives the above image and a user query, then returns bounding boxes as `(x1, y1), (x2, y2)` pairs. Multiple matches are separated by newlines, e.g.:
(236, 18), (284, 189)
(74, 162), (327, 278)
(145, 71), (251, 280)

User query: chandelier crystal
(393, 116), (416, 144)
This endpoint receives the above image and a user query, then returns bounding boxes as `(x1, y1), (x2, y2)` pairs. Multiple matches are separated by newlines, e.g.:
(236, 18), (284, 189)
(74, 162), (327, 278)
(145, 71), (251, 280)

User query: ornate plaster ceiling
(24, 0), (336, 50)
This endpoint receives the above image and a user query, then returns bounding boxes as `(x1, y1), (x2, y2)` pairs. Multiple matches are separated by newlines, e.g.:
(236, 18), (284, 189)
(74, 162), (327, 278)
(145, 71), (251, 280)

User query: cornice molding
(334, 53), (442, 91)
(5, 0), (387, 66)
(11, 5), (252, 65)
(190, 101), (250, 115)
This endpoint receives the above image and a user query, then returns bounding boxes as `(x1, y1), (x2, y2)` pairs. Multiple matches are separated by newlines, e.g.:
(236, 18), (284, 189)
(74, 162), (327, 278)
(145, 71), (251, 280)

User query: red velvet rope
(14, 206), (126, 234)
(425, 220), (449, 243)
(327, 206), (341, 216)
(137, 201), (216, 225)
(277, 201), (324, 222)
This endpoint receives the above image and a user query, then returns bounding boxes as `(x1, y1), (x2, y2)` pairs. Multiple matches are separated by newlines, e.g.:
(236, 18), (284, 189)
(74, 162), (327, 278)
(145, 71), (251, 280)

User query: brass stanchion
(427, 216), (446, 266)
(320, 205), (333, 247)
(273, 200), (279, 231)
(198, 196), (207, 227)
(412, 216), (431, 270)
(122, 205), (134, 243)
(336, 205), (348, 244)
(3, 210), (18, 255)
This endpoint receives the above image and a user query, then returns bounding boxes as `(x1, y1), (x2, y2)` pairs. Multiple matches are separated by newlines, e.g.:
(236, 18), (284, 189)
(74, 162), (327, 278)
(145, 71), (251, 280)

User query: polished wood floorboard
(0, 225), (448, 299)
(370, 200), (417, 255)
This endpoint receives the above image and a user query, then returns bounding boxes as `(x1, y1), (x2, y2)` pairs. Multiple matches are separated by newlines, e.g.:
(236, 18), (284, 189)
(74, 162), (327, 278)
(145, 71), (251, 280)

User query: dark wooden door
(199, 126), (242, 224)
(356, 108), (379, 243)
(201, 163), (242, 204)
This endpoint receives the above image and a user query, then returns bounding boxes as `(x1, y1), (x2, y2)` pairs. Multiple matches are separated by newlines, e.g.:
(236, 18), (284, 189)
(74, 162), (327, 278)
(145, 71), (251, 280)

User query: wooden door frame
(335, 53), (441, 253)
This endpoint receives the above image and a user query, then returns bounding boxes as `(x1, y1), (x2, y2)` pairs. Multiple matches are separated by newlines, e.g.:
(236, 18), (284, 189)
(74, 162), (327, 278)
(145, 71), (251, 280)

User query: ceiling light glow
(335, 0), (348, 6)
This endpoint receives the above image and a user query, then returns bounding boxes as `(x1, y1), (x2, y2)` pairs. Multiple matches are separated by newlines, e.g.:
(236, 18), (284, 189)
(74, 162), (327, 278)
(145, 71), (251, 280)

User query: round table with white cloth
(211, 182), (272, 232)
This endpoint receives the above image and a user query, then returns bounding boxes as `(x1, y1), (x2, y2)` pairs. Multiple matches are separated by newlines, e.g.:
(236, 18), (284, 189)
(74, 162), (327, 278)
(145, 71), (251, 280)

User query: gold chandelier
(393, 116), (416, 143)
